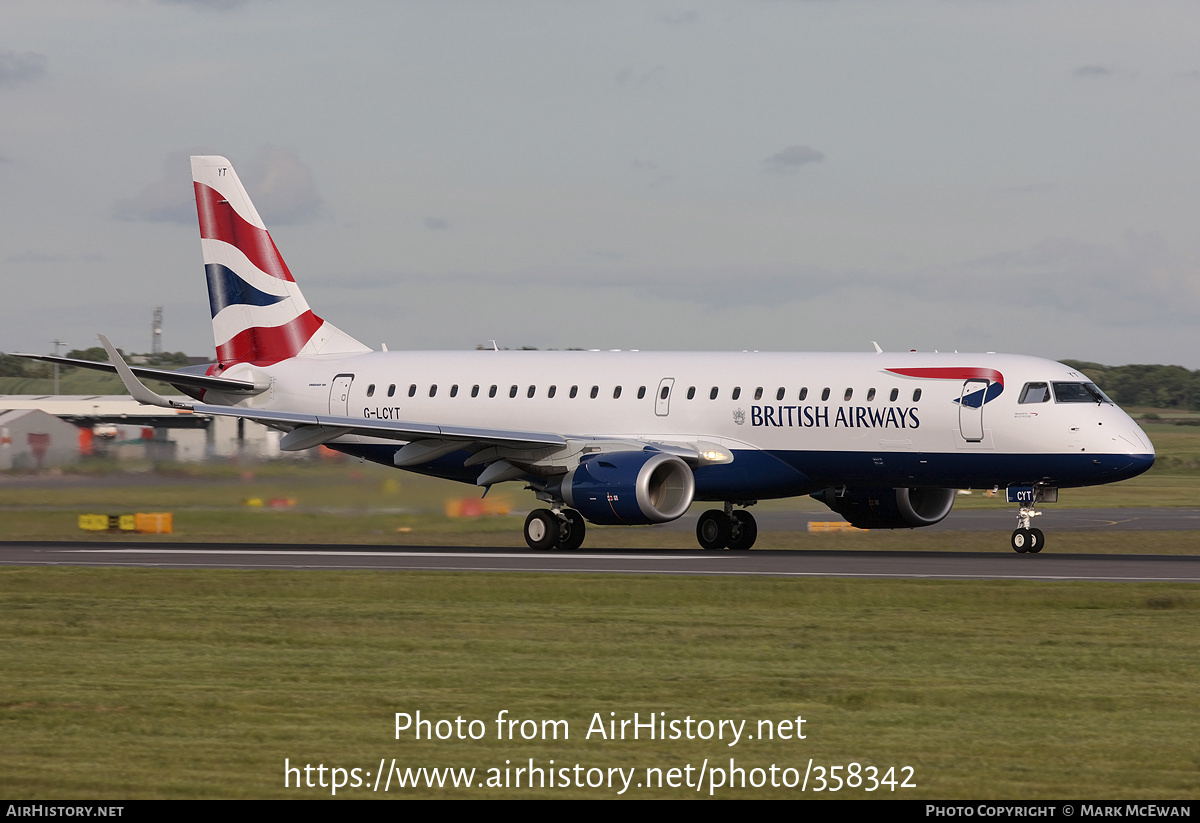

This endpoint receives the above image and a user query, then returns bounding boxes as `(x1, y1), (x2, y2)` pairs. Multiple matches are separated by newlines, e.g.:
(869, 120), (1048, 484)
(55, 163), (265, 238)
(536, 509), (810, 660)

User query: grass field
(1, 569), (1197, 799)
(2, 424), (1198, 799)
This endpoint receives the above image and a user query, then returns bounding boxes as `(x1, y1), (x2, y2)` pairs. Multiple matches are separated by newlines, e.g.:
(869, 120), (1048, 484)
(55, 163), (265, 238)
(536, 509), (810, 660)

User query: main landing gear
(1010, 503), (1044, 554)
(524, 508), (586, 551)
(696, 504), (758, 551)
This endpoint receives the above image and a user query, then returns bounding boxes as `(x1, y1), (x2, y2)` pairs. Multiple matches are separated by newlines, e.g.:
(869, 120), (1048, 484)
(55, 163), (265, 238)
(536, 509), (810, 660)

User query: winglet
(98, 334), (193, 410)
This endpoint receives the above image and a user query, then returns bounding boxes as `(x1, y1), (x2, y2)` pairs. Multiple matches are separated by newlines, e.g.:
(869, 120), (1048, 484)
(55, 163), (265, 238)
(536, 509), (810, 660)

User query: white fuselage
(210, 349), (1153, 499)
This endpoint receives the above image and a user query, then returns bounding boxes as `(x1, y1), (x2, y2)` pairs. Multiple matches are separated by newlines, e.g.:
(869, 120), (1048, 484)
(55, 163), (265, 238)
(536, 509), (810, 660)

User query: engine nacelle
(812, 486), (956, 529)
(561, 451), (695, 525)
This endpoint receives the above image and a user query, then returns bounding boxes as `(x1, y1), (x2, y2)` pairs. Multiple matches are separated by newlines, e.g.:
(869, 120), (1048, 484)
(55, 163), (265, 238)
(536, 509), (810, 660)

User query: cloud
(658, 11), (699, 25)
(1074, 65), (1113, 78)
(157, 0), (250, 10)
(0, 52), (47, 89)
(113, 150), (199, 224)
(615, 65), (666, 89)
(424, 217), (450, 231)
(115, 145), (322, 226)
(763, 145), (825, 174)
(241, 145), (322, 225)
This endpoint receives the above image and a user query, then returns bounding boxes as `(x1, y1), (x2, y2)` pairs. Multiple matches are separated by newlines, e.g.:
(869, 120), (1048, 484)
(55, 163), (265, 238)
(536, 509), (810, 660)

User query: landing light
(700, 449), (732, 464)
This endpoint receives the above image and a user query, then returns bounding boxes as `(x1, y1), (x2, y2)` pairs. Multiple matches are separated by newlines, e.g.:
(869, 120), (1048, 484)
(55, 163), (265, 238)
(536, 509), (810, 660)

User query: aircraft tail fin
(191, 155), (369, 367)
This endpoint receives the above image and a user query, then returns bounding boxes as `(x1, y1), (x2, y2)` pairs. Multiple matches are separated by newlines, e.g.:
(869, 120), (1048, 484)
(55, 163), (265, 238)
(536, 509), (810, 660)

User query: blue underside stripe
(328, 444), (1154, 501)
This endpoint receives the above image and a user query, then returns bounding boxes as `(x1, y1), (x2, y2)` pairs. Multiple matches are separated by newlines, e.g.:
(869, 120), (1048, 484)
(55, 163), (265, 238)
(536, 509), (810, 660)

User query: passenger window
(387, 384), (396, 398)
(408, 384), (416, 398)
(471, 385), (480, 398)
(450, 384), (458, 398)
(570, 385), (579, 398)
(799, 387), (808, 401)
(591, 386), (599, 399)
(776, 388), (785, 401)
(913, 389), (922, 401)
(637, 386), (646, 399)
(687, 386), (696, 400)
(509, 385), (518, 398)
(844, 388), (853, 401)
(659, 386), (669, 400)
(548, 385), (557, 398)
(821, 388), (830, 401)
(366, 384), (375, 398)
(527, 385), (535, 398)
(732, 387), (741, 400)
(710, 387), (718, 400)
(867, 388), (876, 401)
(754, 387), (763, 401)
(889, 388), (898, 402)
(1020, 382), (1050, 403)
(429, 385), (437, 397)
(613, 386), (622, 399)
(489, 385), (497, 398)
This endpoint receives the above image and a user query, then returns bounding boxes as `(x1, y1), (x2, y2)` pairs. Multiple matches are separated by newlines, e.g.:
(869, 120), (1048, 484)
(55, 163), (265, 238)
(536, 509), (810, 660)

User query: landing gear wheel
(524, 509), (559, 551)
(696, 509), (732, 550)
(727, 510), (758, 551)
(558, 510), (586, 551)
(1011, 528), (1031, 553)
(1027, 528), (1045, 554)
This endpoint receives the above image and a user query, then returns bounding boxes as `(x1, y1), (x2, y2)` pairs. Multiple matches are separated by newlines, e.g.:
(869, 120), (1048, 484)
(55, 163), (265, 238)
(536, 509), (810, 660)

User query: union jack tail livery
(191, 156), (369, 367)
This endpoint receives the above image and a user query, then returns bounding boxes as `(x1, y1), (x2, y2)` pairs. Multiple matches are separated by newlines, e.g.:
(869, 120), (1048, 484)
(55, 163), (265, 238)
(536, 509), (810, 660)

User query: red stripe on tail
(216, 311), (324, 366)
(195, 182), (295, 282)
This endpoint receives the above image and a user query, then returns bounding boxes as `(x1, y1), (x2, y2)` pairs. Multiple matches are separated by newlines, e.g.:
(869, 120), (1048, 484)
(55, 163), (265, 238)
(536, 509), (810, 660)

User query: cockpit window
(1019, 382), (1050, 404)
(1052, 382), (1112, 404)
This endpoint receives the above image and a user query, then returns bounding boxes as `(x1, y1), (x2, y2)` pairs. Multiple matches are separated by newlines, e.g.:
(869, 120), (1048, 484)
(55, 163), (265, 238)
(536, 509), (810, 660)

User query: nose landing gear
(1009, 492), (1047, 553)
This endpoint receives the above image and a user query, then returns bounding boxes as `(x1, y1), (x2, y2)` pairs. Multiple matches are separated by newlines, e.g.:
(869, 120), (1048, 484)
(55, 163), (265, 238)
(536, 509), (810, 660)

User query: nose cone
(1105, 418), (1155, 481)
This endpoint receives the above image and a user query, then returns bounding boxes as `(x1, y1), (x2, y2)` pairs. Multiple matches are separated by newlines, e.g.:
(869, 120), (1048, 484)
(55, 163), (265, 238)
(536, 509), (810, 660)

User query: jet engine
(560, 451), (695, 525)
(812, 486), (956, 529)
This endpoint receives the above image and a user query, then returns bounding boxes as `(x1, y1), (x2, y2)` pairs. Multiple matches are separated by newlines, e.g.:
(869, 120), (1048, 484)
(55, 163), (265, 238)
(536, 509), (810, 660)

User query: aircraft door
(958, 379), (987, 442)
(329, 374), (354, 416)
(655, 378), (675, 417)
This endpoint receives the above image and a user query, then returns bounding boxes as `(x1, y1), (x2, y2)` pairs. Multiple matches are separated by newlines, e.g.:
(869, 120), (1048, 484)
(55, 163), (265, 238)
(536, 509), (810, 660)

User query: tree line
(1060, 361), (1200, 411)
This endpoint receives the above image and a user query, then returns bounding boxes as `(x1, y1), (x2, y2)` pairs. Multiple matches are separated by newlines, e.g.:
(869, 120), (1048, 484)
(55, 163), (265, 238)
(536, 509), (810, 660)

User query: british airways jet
(27, 156), (1155, 553)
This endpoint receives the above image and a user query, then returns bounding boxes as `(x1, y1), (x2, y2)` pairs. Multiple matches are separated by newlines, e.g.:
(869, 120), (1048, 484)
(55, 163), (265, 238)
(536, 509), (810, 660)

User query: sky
(3, 0), (1200, 367)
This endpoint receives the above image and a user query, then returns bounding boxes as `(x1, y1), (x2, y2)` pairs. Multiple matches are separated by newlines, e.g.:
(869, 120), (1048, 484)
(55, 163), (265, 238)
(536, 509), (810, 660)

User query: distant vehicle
(23, 156), (1155, 552)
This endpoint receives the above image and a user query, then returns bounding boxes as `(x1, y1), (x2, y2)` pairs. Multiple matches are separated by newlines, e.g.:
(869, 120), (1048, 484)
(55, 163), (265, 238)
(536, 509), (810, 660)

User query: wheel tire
(728, 510), (758, 551)
(696, 509), (732, 550)
(1027, 528), (1045, 554)
(1011, 528), (1030, 553)
(524, 509), (559, 551)
(558, 510), (586, 551)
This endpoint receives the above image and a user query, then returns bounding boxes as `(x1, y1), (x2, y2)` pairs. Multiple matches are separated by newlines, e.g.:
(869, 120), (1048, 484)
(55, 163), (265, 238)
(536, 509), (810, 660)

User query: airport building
(0, 395), (281, 465)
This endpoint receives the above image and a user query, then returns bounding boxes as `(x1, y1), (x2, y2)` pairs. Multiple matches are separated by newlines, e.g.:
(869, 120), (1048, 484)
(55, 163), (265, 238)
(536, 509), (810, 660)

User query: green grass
(3, 452), (1200, 549)
(1, 569), (1197, 799)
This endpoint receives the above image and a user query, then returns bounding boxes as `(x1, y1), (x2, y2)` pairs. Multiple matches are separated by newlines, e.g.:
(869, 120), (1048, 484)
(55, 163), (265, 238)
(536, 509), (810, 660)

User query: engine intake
(812, 486), (956, 529)
(562, 451), (695, 525)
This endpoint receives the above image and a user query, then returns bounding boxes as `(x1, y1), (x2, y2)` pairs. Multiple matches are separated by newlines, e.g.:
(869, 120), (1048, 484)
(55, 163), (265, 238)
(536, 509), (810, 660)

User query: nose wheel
(1011, 503), (1044, 553)
(1010, 527), (1044, 553)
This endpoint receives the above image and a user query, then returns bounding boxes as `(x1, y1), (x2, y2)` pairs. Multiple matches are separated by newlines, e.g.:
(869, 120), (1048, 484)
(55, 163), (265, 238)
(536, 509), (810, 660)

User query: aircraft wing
(7, 352), (266, 395)
(191, 402), (566, 449)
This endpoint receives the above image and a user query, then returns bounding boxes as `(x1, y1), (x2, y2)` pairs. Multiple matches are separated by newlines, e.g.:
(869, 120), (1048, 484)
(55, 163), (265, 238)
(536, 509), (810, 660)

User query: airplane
(17, 155), (1155, 553)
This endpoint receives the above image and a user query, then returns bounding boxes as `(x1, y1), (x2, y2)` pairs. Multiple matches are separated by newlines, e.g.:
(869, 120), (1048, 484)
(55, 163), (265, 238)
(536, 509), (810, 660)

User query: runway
(3, 540), (1199, 582)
